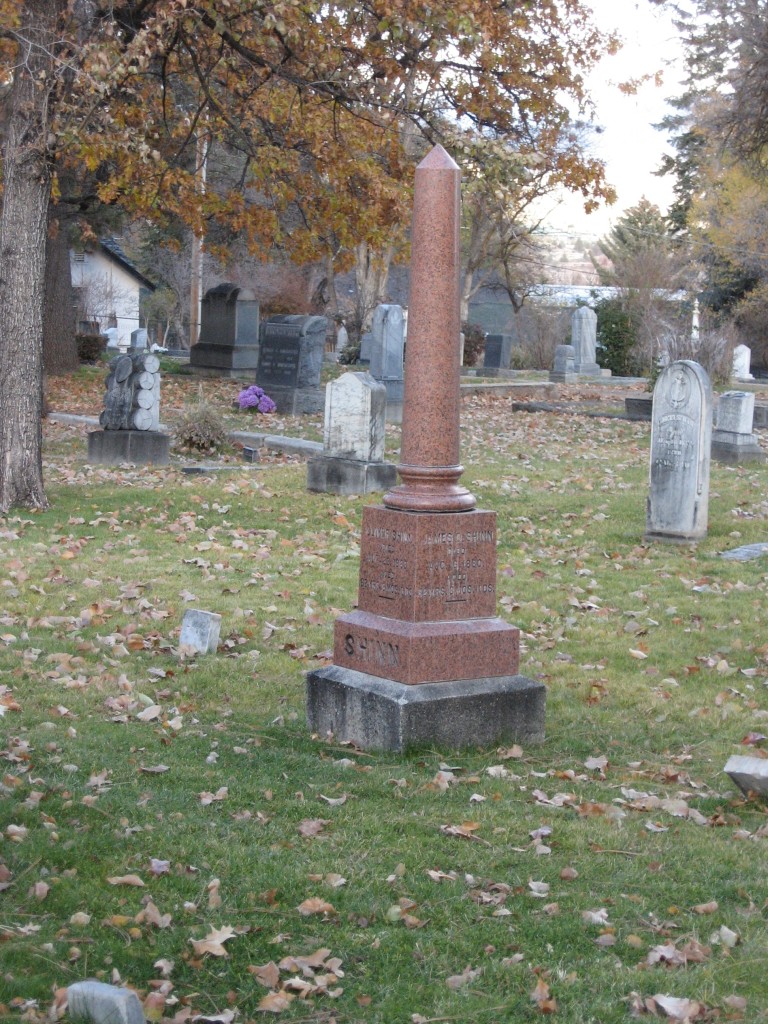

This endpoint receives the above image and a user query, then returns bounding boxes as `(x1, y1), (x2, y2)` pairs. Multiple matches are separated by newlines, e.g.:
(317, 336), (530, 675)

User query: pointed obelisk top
(417, 144), (460, 172)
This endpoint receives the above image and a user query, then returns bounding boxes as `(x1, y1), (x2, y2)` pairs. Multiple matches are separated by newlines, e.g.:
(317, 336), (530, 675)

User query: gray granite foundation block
(711, 434), (765, 463)
(306, 665), (545, 752)
(88, 430), (169, 466)
(67, 981), (144, 1024)
(724, 754), (768, 797)
(307, 455), (397, 495)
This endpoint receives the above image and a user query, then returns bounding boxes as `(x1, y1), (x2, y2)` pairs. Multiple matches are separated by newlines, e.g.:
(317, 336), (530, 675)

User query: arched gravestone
(646, 360), (713, 542)
(189, 283), (260, 377)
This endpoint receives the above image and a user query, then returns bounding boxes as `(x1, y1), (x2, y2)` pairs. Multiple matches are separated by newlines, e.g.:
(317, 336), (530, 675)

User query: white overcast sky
(539, 0), (689, 237)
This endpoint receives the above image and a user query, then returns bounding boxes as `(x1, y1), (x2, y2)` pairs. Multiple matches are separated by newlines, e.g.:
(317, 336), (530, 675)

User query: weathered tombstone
(711, 390), (765, 463)
(179, 609), (222, 654)
(306, 145), (545, 752)
(88, 352), (169, 465)
(645, 360), (713, 543)
(724, 754), (768, 796)
(369, 303), (405, 421)
(189, 283), (260, 377)
(483, 334), (513, 375)
(307, 372), (397, 494)
(571, 306), (601, 376)
(104, 326), (119, 350)
(256, 315), (326, 414)
(549, 344), (577, 384)
(732, 343), (754, 381)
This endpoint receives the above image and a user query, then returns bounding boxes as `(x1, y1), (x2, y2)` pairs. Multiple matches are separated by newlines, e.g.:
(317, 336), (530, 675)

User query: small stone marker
(307, 372), (396, 494)
(646, 360), (713, 543)
(306, 145), (545, 752)
(732, 343), (754, 381)
(711, 390), (764, 463)
(549, 344), (577, 383)
(67, 981), (144, 1024)
(88, 352), (169, 465)
(571, 306), (600, 376)
(724, 755), (768, 797)
(256, 315), (327, 414)
(179, 609), (222, 654)
(190, 283), (260, 377)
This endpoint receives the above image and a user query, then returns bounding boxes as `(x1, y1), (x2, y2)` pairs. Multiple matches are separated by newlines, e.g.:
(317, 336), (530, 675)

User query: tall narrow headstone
(306, 146), (545, 752)
(571, 306), (600, 376)
(711, 390), (764, 463)
(646, 360), (713, 542)
(307, 372), (397, 494)
(369, 304), (405, 420)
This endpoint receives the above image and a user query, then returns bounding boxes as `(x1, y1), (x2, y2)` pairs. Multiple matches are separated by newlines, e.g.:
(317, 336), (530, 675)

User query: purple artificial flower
(237, 384), (275, 412)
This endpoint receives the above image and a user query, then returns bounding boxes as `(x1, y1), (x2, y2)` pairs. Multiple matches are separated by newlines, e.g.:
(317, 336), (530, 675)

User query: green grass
(2, 395), (768, 1023)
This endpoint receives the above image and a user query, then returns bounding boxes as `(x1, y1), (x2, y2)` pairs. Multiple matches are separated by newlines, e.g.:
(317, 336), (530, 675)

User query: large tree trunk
(43, 218), (79, 375)
(353, 241), (394, 339)
(0, 1), (59, 512)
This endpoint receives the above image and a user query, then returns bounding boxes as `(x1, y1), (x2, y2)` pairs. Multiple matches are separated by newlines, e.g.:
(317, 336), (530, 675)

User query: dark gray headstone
(256, 315), (327, 414)
(130, 328), (148, 350)
(483, 334), (514, 370)
(190, 284), (261, 376)
(646, 360), (713, 543)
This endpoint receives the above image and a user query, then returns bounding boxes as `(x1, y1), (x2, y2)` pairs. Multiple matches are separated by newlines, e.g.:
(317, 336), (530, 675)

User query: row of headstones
(308, 363), (766, 545)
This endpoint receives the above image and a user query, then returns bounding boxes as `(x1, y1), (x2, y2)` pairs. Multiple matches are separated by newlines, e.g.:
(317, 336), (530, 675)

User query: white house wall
(70, 250), (142, 347)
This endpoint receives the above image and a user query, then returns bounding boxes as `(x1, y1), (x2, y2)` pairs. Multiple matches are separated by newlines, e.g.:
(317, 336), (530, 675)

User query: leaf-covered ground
(2, 369), (768, 1024)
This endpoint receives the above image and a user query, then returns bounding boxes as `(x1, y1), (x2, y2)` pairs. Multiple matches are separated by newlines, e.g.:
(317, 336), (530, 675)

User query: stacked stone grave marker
(645, 359), (712, 542)
(711, 390), (765, 463)
(549, 344), (577, 383)
(307, 372), (397, 494)
(369, 304), (405, 421)
(571, 306), (601, 376)
(256, 315), (326, 414)
(88, 352), (169, 464)
(189, 283), (260, 377)
(306, 145), (545, 752)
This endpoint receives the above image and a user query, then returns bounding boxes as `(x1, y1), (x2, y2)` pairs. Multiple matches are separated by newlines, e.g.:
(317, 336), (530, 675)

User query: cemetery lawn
(2, 377), (768, 1024)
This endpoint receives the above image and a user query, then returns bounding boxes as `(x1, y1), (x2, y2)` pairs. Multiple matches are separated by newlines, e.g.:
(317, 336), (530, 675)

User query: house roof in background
(99, 237), (156, 292)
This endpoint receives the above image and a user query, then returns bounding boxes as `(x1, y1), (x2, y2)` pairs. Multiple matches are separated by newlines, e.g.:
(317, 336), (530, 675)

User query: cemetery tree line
(0, 0), (617, 512)
(657, 0), (768, 363)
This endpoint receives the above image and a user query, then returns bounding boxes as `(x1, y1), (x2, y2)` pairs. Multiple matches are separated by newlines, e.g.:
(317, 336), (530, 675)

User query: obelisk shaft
(383, 145), (475, 512)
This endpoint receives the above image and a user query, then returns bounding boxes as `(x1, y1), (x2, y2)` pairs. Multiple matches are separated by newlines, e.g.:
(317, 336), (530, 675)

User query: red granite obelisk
(306, 145), (545, 750)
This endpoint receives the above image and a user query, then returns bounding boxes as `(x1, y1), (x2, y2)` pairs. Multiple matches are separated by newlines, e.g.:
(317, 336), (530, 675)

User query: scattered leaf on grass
(107, 874), (145, 887)
(298, 818), (329, 838)
(190, 925), (237, 957)
(446, 966), (482, 990)
(297, 897), (336, 917)
(258, 991), (295, 1013)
